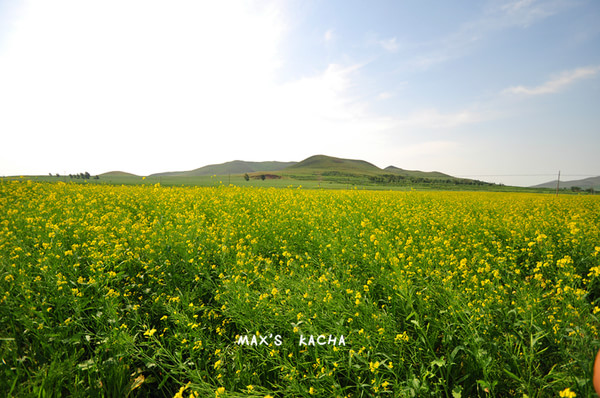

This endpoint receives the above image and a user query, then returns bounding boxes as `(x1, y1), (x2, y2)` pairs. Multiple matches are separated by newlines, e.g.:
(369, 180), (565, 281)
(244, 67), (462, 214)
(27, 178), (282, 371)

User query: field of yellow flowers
(1, 180), (599, 397)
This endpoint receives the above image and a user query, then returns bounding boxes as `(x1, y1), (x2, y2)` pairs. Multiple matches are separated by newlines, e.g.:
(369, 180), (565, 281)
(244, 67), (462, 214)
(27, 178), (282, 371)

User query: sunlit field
(1, 180), (599, 397)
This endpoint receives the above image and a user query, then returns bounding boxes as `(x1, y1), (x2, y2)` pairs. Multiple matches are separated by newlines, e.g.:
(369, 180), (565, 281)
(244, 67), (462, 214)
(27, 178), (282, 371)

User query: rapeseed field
(1, 180), (599, 397)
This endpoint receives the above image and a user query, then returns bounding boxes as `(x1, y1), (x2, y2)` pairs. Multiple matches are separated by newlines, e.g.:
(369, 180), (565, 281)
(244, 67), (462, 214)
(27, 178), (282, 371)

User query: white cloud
(0, 1), (401, 174)
(403, 0), (574, 70)
(395, 108), (484, 129)
(324, 28), (335, 42)
(254, 64), (396, 153)
(377, 92), (394, 100)
(0, 0), (564, 179)
(498, 0), (567, 28)
(501, 0), (537, 12)
(379, 37), (399, 52)
(503, 66), (600, 95)
(0, 1), (288, 174)
(378, 140), (462, 173)
(396, 141), (459, 157)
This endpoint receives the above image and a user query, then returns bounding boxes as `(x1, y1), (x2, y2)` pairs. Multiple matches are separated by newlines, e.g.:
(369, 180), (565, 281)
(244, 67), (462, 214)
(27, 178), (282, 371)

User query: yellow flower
(172, 382), (191, 398)
(144, 328), (157, 337)
(369, 361), (380, 373)
(559, 388), (576, 398)
(395, 332), (409, 342)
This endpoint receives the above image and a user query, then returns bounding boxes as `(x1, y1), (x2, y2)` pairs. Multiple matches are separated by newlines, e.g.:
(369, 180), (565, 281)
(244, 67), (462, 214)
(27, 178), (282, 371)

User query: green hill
(150, 160), (297, 177)
(90, 154), (497, 189)
(281, 155), (382, 176)
(146, 155), (463, 181)
(100, 171), (139, 177)
(383, 165), (451, 179)
(271, 155), (491, 187)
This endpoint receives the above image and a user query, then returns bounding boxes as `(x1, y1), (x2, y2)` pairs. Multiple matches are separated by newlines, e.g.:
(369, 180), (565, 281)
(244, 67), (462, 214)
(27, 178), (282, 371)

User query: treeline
(368, 174), (494, 186)
(568, 186), (596, 194)
(49, 172), (99, 180)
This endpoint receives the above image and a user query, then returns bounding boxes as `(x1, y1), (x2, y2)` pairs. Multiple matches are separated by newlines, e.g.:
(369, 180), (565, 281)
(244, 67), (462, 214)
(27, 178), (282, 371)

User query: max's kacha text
(236, 334), (346, 346)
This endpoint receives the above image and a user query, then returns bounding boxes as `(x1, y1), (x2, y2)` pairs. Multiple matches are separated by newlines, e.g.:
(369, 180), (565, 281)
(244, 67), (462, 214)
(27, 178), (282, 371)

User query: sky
(0, 0), (599, 186)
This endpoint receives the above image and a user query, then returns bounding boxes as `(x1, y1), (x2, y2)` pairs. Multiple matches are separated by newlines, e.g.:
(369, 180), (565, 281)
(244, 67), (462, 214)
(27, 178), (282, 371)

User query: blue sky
(0, 0), (598, 186)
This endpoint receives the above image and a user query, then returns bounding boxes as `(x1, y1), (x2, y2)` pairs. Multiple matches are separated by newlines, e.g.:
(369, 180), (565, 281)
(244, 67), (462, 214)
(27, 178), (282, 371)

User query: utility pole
(555, 170), (560, 196)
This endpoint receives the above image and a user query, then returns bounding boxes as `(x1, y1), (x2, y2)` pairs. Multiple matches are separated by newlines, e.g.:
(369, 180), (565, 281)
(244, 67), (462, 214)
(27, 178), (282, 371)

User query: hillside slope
(383, 165), (451, 179)
(100, 171), (139, 177)
(150, 160), (297, 177)
(531, 176), (600, 190)
(281, 155), (382, 175)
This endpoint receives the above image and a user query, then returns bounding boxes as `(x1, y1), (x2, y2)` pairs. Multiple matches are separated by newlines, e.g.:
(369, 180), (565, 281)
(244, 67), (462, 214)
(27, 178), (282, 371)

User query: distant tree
(55, 173), (60, 177)
(94, 175), (99, 180)
(571, 186), (582, 192)
(84, 172), (90, 179)
(244, 173), (250, 181)
(261, 174), (266, 181)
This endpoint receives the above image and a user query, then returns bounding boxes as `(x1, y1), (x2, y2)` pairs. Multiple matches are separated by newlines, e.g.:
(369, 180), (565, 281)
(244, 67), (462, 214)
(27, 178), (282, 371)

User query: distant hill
(150, 160), (297, 177)
(383, 165), (451, 179)
(275, 155), (490, 186)
(281, 154), (382, 175)
(102, 154), (491, 187)
(100, 171), (139, 177)
(281, 155), (454, 179)
(531, 176), (600, 190)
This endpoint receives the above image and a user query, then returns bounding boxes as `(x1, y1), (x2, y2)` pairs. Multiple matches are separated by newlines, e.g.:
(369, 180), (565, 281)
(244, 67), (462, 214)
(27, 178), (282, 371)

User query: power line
(456, 174), (555, 177)
(454, 174), (598, 178)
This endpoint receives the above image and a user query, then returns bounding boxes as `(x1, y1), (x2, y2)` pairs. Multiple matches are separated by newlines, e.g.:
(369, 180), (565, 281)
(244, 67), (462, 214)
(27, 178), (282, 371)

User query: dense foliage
(1, 180), (599, 397)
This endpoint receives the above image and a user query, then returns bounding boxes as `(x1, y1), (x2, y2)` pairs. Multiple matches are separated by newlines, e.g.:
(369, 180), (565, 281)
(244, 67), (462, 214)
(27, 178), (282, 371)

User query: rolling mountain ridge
(531, 176), (600, 190)
(150, 160), (298, 177)
(147, 154), (456, 180)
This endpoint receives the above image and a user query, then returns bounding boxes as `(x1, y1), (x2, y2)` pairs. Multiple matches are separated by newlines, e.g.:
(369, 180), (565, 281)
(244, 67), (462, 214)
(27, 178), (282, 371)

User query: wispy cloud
(503, 66), (600, 95)
(404, 0), (574, 70)
(395, 140), (459, 157)
(377, 92), (394, 100)
(395, 108), (485, 129)
(379, 37), (399, 53)
(498, 0), (569, 28)
(324, 28), (334, 42)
